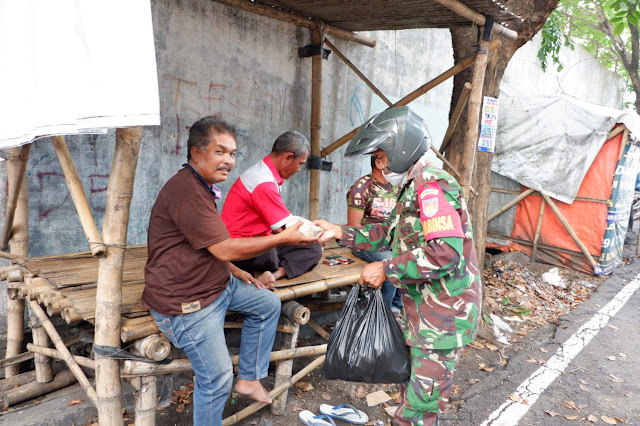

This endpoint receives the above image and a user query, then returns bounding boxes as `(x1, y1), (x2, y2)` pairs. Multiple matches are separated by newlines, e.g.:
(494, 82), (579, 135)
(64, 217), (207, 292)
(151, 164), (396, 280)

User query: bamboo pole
(309, 29), (323, 220)
(429, 145), (470, 192)
(132, 375), (157, 426)
(271, 320), (299, 415)
(0, 369), (78, 409)
(51, 136), (107, 258)
(121, 320), (160, 343)
(0, 371), (36, 391)
(122, 345), (328, 376)
(281, 301), (310, 325)
(320, 39), (502, 157)
(5, 146), (30, 378)
(487, 189), (535, 222)
(222, 355), (326, 426)
(541, 193), (598, 271)
(531, 198), (546, 262)
(607, 124), (626, 141)
(323, 38), (391, 106)
(132, 334), (171, 362)
(440, 82), (472, 154)
(274, 273), (361, 301)
(1, 144), (30, 250)
(459, 35), (491, 199)
(224, 322), (297, 334)
(27, 344), (95, 369)
(0, 251), (20, 260)
(28, 301), (98, 405)
(306, 319), (331, 341)
(212, 0), (376, 48)
(95, 127), (142, 424)
(28, 307), (53, 383)
(432, 0), (518, 40)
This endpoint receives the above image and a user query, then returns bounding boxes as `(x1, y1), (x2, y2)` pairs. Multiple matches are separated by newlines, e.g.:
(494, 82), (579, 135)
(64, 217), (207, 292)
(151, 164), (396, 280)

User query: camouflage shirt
(341, 154), (481, 350)
(347, 174), (399, 225)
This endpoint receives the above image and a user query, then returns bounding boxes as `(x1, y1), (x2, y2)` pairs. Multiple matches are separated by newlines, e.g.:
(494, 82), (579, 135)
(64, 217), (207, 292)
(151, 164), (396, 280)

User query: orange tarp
(507, 131), (624, 273)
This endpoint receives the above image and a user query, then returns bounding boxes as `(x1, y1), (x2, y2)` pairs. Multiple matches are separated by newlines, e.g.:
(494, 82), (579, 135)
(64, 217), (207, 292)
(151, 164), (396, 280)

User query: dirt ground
(150, 246), (616, 426)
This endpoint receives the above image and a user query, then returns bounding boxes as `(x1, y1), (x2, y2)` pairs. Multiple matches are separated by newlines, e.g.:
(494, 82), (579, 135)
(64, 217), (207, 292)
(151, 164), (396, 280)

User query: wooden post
(309, 28), (323, 220)
(431, 0), (518, 40)
(440, 82), (472, 154)
(320, 39), (501, 157)
(618, 127), (630, 161)
(487, 189), (535, 222)
(212, 0), (376, 48)
(95, 127), (142, 424)
(459, 34), (490, 199)
(5, 146), (30, 378)
(0, 369), (78, 409)
(270, 320), (299, 415)
(28, 301), (98, 405)
(27, 343), (95, 369)
(531, 198), (546, 262)
(28, 307), (53, 383)
(51, 136), (107, 257)
(1, 145), (30, 250)
(541, 193), (598, 271)
(323, 38), (391, 106)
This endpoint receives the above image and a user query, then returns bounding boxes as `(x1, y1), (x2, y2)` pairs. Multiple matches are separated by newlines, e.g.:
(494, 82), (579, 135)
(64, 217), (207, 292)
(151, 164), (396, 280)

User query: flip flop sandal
(319, 403), (369, 424)
(298, 410), (337, 426)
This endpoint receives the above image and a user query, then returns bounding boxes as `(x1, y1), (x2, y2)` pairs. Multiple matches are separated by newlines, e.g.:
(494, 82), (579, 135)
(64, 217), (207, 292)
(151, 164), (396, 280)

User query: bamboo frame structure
(5, 146), (30, 378)
(51, 136), (107, 258)
(487, 232), (600, 260)
(440, 82), (472, 154)
(28, 308), (53, 383)
(270, 319), (299, 415)
(28, 301), (98, 405)
(94, 127), (142, 424)
(320, 39), (502, 157)
(212, 0), (376, 48)
(309, 28), (323, 220)
(27, 344), (96, 369)
(131, 375), (157, 426)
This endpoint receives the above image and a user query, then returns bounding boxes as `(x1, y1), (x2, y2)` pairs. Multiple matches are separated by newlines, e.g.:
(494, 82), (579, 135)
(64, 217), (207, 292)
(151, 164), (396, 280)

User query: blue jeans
(150, 275), (281, 426)
(352, 250), (402, 310)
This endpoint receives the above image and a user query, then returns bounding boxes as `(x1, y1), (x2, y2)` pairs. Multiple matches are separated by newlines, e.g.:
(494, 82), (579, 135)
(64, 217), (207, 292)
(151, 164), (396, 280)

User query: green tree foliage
(539, 0), (640, 111)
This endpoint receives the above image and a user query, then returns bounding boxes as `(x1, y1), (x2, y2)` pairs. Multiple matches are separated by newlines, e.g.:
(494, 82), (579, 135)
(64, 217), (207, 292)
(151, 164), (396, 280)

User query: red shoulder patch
(417, 182), (464, 240)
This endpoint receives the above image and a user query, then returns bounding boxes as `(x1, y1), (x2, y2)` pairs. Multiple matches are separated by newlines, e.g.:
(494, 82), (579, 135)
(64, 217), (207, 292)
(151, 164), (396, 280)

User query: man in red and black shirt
(221, 131), (322, 284)
(144, 117), (317, 426)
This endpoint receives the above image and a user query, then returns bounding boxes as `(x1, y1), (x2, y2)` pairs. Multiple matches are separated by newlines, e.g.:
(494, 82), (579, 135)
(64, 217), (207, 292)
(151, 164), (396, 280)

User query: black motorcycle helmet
(345, 106), (431, 173)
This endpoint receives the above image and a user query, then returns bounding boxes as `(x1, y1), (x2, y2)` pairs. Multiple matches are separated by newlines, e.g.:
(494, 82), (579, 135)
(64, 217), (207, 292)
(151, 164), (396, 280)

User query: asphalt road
(447, 258), (640, 426)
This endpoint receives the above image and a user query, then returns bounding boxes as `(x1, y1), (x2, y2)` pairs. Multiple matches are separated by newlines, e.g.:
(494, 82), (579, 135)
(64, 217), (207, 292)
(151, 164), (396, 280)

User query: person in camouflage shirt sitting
(316, 106), (481, 426)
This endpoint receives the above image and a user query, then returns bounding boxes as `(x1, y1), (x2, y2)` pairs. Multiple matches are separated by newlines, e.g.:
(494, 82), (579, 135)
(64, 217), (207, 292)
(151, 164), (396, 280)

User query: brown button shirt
(143, 167), (231, 315)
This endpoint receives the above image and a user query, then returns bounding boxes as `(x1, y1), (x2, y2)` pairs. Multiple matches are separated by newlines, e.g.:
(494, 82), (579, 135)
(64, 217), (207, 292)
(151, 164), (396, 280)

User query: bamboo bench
(2, 243), (366, 424)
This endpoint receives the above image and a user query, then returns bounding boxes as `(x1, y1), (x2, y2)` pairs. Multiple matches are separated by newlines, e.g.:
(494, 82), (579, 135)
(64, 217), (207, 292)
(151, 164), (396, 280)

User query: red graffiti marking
(172, 77), (197, 156)
(37, 172), (69, 219)
(89, 174), (109, 212)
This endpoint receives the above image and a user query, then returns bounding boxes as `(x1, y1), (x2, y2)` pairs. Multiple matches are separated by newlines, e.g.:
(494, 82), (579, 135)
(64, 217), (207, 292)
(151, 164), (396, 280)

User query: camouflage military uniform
(340, 153), (481, 426)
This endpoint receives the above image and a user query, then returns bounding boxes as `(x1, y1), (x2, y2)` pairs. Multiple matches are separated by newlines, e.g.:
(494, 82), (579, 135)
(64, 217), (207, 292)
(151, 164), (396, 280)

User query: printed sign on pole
(478, 96), (499, 153)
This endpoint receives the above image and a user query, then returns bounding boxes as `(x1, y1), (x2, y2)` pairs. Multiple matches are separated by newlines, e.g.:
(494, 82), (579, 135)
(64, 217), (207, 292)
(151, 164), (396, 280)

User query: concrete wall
(0, 0), (627, 333)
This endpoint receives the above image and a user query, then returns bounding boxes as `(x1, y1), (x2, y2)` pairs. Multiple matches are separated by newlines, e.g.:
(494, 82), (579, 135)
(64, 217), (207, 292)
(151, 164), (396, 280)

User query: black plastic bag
(322, 284), (410, 383)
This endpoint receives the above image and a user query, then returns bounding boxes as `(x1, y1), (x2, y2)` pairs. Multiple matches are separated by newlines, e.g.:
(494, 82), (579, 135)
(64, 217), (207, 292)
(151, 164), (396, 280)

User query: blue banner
(595, 142), (640, 275)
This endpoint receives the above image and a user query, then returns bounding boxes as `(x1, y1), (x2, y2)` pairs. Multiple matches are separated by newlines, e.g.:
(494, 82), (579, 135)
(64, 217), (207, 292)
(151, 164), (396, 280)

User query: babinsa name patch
(417, 182), (464, 240)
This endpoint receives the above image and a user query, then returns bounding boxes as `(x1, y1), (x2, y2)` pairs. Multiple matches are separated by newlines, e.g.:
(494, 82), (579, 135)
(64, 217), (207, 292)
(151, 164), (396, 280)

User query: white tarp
(492, 83), (640, 204)
(0, 0), (160, 148)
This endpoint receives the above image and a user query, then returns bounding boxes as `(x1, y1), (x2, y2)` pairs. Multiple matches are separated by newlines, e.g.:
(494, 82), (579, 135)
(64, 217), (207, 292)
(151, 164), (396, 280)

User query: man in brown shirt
(144, 116), (317, 426)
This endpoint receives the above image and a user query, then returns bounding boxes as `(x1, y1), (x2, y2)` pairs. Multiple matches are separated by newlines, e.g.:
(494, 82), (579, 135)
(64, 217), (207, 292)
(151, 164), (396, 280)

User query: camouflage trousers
(394, 346), (460, 426)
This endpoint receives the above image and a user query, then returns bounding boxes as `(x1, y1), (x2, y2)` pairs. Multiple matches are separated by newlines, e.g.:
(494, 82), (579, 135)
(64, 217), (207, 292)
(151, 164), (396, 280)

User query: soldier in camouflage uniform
(316, 106), (481, 426)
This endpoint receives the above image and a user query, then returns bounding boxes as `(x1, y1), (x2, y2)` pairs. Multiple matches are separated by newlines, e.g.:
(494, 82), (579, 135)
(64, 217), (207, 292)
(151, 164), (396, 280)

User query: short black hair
(187, 116), (236, 161)
(370, 155), (376, 168)
(271, 131), (309, 159)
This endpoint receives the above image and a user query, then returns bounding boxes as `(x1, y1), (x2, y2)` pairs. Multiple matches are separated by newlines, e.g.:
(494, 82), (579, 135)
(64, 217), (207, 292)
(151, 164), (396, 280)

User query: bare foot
(255, 271), (276, 289)
(234, 379), (272, 404)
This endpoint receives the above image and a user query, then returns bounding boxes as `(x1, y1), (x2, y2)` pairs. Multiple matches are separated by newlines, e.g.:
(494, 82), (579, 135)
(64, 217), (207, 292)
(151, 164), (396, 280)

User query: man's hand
(359, 261), (387, 290)
(230, 264), (270, 290)
(313, 220), (342, 243)
(279, 221), (319, 246)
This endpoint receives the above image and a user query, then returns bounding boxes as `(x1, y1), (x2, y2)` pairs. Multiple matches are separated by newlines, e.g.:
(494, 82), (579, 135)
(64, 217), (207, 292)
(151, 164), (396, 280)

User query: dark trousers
(233, 243), (323, 279)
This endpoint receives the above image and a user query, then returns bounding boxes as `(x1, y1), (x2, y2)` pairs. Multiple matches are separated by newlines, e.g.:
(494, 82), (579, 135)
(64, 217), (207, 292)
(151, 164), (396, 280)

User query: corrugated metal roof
(250, 0), (521, 31)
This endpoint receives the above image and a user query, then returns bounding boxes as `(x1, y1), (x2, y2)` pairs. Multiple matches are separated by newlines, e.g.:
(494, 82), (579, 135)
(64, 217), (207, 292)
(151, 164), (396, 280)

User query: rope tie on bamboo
(93, 344), (171, 364)
(87, 241), (127, 249)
